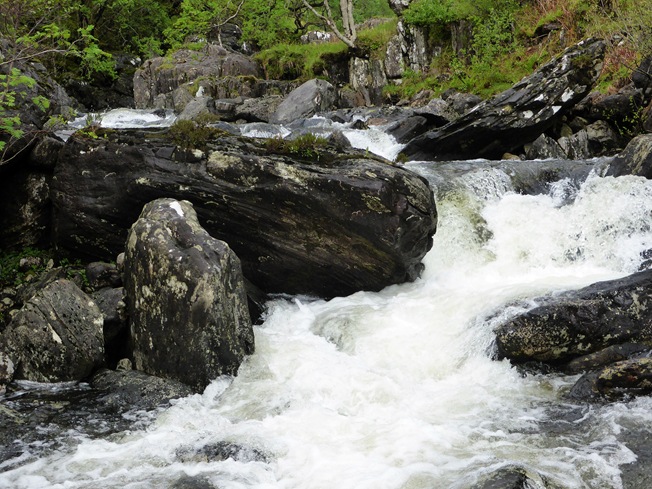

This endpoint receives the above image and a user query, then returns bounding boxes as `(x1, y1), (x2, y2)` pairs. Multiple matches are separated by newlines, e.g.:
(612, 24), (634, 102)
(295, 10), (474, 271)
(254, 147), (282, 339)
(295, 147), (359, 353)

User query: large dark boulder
(123, 198), (253, 391)
(52, 129), (436, 298)
(0, 279), (105, 382)
(494, 270), (652, 365)
(400, 38), (606, 161)
(606, 134), (652, 178)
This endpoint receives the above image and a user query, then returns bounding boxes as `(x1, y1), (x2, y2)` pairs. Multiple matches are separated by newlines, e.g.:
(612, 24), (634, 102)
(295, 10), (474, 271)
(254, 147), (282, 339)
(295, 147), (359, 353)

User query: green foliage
(403, 0), (501, 27)
(166, 0), (299, 51)
(0, 248), (53, 287)
(0, 248), (90, 292)
(169, 118), (224, 149)
(0, 68), (43, 153)
(469, 5), (517, 65)
(264, 133), (329, 159)
(256, 41), (348, 80)
(238, 0), (299, 50)
(352, 0), (394, 23)
(356, 19), (398, 57)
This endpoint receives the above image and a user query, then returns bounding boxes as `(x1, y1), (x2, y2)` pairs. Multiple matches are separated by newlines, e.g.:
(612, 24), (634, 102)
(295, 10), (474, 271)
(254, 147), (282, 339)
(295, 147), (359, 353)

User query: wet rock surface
(494, 269), (652, 366)
(124, 198), (253, 391)
(91, 367), (193, 409)
(176, 440), (269, 464)
(0, 373), (187, 471)
(468, 465), (545, 489)
(570, 357), (652, 400)
(401, 38), (606, 161)
(52, 129), (437, 298)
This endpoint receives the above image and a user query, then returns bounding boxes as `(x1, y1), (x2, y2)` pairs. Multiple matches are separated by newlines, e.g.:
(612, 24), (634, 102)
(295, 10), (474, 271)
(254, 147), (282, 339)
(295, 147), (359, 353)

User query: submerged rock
(494, 269), (652, 365)
(569, 358), (652, 401)
(469, 465), (548, 489)
(0, 279), (104, 382)
(124, 198), (253, 391)
(52, 129), (436, 298)
(176, 441), (269, 464)
(91, 367), (193, 410)
(400, 38), (606, 161)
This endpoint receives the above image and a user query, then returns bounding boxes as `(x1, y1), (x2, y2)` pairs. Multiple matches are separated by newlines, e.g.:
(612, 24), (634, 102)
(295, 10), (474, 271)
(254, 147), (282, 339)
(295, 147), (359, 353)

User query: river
(3, 112), (652, 488)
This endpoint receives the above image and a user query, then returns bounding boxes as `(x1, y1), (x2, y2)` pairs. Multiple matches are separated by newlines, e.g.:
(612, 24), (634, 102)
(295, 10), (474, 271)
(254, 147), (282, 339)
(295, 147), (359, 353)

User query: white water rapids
(7, 112), (652, 488)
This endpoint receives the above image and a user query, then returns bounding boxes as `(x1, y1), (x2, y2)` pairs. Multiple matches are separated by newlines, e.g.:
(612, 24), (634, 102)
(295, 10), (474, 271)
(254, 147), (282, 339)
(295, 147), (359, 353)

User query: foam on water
(3, 168), (652, 488)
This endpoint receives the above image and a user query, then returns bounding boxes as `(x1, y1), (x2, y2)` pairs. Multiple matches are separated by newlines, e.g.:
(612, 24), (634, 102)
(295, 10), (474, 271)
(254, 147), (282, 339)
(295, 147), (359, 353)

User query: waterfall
(6, 116), (652, 489)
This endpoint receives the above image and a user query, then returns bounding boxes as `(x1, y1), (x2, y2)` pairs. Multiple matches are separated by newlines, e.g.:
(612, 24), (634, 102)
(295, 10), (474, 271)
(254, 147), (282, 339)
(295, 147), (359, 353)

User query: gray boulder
(124, 198), (254, 391)
(525, 134), (567, 160)
(494, 270), (652, 365)
(401, 38), (606, 161)
(177, 96), (215, 121)
(558, 119), (620, 159)
(0, 279), (104, 382)
(271, 79), (336, 124)
(133, 44), (261, 109)
(606, 133), (652, 178)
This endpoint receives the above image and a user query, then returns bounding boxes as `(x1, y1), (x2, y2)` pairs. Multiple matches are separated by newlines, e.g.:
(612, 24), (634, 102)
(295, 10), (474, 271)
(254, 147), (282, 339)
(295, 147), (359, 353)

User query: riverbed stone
(0, 279), (104, 382)
(400, 38), (606, 161)
(494, 269), (652, 365)
(124, 198), (254, 391)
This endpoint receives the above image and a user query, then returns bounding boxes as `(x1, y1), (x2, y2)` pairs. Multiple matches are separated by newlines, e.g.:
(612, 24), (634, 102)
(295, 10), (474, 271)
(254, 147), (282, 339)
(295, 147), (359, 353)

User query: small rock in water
(176, 440), (270, 464)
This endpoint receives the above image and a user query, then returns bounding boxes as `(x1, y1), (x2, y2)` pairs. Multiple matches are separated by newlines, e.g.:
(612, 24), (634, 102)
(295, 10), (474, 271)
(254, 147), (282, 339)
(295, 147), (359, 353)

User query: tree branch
(301, 0), (356, 48)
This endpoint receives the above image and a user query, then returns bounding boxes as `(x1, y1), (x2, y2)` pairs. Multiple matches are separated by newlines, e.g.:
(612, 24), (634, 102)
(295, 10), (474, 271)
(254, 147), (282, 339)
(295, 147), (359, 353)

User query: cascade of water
(8, 122), (652, 488)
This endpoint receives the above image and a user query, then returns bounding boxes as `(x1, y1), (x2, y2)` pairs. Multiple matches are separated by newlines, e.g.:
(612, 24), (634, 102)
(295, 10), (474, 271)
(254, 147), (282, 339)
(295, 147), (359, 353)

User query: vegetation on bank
(1, 0), (651, 160)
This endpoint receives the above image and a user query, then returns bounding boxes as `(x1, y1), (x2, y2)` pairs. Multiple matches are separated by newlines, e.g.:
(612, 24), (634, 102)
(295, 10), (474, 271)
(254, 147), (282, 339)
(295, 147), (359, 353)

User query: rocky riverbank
(2, 29), (652, 486)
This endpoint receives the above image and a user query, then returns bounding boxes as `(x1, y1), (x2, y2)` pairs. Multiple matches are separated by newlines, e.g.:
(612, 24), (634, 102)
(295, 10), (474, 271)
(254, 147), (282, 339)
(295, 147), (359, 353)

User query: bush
(264, 133), (329, 159)
(255, 42), (349, 81)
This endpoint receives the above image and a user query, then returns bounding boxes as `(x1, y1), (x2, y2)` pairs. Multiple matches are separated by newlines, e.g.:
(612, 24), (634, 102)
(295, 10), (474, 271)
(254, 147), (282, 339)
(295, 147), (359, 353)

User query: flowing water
(5, 113), (652, 488)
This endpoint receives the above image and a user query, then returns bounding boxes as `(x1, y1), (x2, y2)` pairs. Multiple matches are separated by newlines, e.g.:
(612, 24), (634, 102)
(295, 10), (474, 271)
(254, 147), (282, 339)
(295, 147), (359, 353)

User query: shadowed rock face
(400, 38), (606, 161)
(124, 198), (253, 392)
(52, 129), (436, 299)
